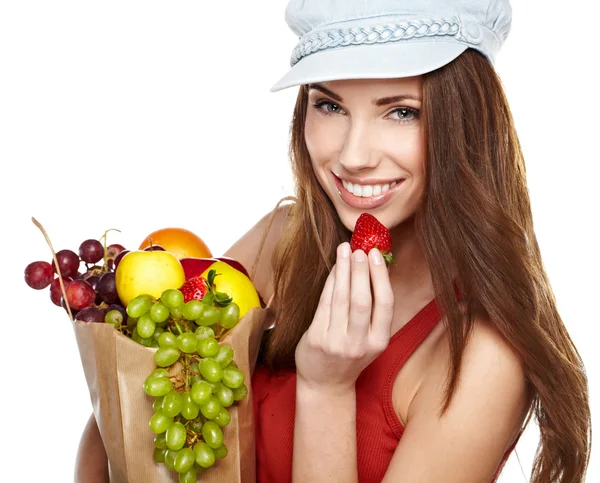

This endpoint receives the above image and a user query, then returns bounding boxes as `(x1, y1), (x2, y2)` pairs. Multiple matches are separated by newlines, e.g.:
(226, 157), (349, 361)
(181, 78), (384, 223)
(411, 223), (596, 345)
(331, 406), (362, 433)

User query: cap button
(464, 21), (482, 43)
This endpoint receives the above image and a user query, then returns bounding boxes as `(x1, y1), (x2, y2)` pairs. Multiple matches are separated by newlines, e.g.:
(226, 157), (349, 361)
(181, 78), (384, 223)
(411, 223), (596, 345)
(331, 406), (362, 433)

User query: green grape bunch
(146, 333), (247, 481)
(103, 270), (248, 482)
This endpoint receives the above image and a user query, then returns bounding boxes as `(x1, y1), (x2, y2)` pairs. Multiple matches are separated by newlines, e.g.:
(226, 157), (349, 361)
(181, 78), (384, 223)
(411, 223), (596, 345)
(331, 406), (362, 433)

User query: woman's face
(304, 77), (425, 234)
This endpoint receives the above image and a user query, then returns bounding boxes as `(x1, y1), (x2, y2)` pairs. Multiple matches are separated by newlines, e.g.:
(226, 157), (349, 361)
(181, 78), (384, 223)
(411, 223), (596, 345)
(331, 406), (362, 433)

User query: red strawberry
(179, 276), (208, 303)
(350, 213), (396, 266)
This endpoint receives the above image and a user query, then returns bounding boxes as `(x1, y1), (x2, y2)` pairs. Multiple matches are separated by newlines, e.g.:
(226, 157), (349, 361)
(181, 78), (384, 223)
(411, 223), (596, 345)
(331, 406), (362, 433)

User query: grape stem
(99, 228), (121, 274)
(186, 433), (199, 446)
(184, 354), (191, 392)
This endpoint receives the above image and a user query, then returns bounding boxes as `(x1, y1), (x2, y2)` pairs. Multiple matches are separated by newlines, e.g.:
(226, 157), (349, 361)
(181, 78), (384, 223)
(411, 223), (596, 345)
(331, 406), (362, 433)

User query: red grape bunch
(24, 230), (129, 322)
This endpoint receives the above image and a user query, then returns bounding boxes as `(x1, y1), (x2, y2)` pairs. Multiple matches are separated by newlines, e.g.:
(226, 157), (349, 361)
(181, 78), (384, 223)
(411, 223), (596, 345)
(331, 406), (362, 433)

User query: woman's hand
(295, 242), (395, 391)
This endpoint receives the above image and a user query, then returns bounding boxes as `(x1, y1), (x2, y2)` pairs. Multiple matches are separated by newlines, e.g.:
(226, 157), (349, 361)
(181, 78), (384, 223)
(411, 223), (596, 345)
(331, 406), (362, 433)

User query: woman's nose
(338, 120), (379, 172)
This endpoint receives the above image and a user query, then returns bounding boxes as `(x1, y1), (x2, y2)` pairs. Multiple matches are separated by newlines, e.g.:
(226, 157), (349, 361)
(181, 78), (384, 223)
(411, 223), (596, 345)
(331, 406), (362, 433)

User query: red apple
(179, 257), (218, 280)
(179, 256), (251, 281)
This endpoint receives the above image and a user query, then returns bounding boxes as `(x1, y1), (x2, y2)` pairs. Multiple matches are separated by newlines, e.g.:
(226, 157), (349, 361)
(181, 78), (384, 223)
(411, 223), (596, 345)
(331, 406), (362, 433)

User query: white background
(1, 1), (598, 481)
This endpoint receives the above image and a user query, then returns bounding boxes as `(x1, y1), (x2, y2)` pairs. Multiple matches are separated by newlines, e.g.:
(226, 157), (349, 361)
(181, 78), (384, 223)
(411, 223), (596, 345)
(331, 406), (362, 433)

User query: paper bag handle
(31, 217), (75, 321)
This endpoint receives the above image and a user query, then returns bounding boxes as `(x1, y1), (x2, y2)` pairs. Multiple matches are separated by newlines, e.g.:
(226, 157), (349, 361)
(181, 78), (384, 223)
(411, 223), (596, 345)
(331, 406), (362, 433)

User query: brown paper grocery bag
(72, 305), (271, 483)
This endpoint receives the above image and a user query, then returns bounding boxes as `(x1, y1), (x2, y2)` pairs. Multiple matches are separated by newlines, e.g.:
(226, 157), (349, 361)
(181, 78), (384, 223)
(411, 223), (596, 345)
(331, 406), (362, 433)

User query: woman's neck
(388, 219), (434, 302)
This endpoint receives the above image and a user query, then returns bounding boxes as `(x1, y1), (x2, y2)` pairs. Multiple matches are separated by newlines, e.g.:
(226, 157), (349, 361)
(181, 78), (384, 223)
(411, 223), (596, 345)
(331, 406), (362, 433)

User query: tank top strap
(381, 298), (443, 437)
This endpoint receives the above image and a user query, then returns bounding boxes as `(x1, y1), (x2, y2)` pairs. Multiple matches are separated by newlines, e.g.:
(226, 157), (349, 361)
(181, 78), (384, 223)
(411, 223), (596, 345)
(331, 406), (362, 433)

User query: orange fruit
(139, 227), (212, 260)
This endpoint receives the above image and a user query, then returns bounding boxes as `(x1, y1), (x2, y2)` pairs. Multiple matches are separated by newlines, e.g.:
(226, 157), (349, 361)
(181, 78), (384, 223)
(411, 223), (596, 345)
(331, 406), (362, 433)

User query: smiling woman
(246, 1), (592, 482)
(247, 47), (586, 482)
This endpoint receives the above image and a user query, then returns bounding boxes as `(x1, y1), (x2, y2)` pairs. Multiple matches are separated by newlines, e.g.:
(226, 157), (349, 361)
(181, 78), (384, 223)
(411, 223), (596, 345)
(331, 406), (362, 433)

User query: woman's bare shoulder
(411, 313), (530, 443)
(382, 315), (530, 481)
(223, 202), (292, 303)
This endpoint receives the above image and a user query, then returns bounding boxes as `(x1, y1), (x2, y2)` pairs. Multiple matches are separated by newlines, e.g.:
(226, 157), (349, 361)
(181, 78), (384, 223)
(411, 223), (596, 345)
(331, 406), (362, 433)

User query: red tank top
(252, 298), (518, 482)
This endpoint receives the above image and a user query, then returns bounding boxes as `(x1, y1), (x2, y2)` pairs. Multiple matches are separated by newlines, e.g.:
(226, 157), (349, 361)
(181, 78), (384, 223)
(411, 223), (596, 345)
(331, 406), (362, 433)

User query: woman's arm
(74, 413), (109, 483)
(294, 382), (358, 482)
(293, 245), (394, 482)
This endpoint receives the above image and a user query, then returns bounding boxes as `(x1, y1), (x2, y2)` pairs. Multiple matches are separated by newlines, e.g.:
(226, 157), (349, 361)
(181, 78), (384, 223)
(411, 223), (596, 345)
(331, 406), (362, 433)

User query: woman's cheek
(305, 115), (327, 157)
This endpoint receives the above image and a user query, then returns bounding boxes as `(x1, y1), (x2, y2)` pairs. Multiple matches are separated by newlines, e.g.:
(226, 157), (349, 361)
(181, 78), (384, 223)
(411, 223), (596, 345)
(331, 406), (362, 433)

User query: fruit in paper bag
(26, 218), (252, 481)
(139, 227), (212, 260)
(115, 250), (186, 305)
(199, 261), (260, 318)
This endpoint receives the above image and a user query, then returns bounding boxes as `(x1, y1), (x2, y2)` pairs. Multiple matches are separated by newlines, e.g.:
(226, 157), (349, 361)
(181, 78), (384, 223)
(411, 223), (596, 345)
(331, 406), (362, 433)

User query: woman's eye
(314, 101), (344, 114)
(390, 107), (419, 122)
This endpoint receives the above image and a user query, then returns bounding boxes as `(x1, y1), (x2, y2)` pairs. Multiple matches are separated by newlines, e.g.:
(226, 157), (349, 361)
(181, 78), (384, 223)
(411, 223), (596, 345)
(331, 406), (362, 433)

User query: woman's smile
(332, 172), (406, 209)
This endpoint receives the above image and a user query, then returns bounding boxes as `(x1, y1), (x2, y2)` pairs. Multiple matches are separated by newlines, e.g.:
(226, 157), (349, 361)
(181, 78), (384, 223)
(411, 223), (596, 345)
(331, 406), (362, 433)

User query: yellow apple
(115, 250), (186, 306)
(200, 261), (261, 318)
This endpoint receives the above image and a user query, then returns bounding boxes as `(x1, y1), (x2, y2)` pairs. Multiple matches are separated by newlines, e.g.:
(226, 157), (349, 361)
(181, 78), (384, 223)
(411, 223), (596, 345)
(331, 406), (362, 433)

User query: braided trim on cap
(291, 18), (461, 66)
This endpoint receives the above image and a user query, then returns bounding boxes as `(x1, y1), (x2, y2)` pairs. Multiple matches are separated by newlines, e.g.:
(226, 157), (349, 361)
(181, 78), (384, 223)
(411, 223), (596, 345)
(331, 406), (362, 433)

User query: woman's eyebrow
(308, 83), (343, 102)
(308, 83), (421, 106)
(375, 94), (422, 106)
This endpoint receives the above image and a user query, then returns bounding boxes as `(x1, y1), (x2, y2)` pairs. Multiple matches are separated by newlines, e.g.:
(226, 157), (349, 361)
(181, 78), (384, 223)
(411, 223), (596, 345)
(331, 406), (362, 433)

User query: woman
(76, 0), (592, 482)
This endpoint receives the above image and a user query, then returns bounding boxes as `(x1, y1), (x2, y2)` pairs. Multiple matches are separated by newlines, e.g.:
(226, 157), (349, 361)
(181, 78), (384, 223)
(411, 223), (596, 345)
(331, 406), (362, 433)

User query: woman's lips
(333, 174), (405, 209)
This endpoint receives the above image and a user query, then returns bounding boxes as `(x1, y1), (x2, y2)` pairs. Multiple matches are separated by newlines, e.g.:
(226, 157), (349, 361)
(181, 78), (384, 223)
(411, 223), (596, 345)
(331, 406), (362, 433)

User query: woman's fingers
(346, 249), (373, 338)
(311, 244), (392, 356)
(327, 243), (351, 338)
(310, 263), (337, 336)
(368, 248), (394, 348)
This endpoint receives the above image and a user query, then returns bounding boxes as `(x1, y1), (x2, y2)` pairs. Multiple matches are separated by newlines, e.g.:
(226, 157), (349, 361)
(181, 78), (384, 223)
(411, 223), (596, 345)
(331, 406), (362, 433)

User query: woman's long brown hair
(261, 49), (591, 482)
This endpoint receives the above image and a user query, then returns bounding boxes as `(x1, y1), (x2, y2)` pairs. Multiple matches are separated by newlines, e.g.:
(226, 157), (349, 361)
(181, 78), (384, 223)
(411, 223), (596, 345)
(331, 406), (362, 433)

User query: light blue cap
(271, 0), (512, 92)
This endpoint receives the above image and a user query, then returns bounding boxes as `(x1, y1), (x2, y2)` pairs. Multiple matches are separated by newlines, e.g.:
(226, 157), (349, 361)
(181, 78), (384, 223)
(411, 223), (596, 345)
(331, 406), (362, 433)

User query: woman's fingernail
(354, 250), (366, 262)
(370, 249), (383, 265)
(340, 243), (350, 259)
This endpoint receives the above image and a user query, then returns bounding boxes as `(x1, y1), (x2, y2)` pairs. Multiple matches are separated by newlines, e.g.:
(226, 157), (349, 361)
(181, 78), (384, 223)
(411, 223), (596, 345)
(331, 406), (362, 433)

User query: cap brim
(270, 41), (467, 92)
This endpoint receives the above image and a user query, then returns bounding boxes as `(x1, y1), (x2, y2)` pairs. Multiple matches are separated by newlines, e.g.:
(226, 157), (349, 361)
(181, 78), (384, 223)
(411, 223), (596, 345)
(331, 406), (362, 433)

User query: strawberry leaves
(205, 269), (233, 307)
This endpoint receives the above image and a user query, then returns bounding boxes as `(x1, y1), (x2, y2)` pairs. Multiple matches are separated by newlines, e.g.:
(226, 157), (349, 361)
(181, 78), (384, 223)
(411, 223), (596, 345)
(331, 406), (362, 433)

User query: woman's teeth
(341, 180), (397, 198)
